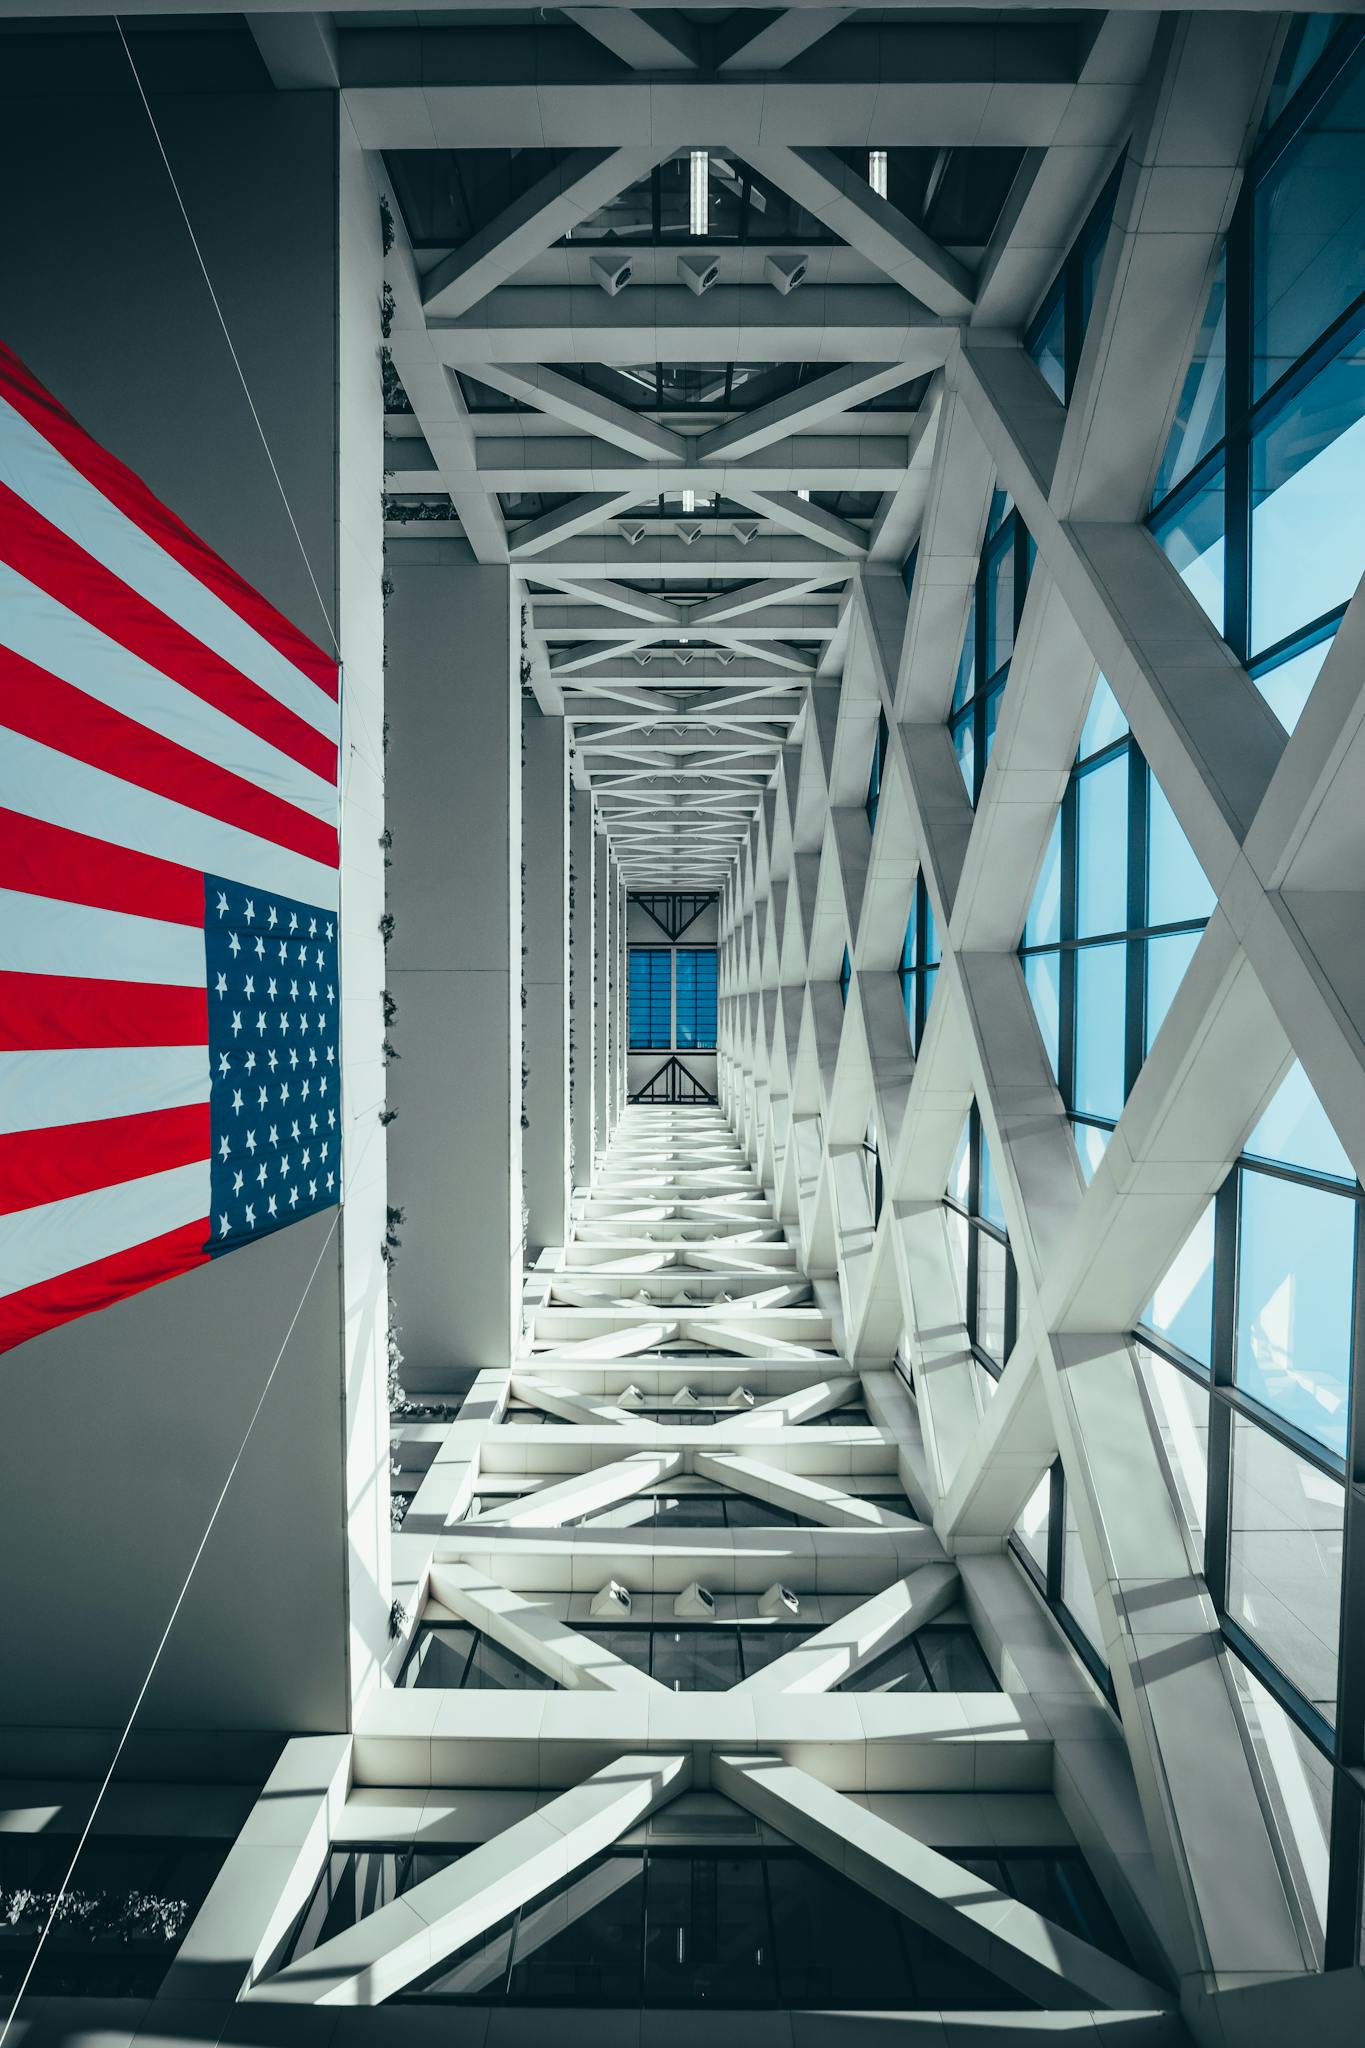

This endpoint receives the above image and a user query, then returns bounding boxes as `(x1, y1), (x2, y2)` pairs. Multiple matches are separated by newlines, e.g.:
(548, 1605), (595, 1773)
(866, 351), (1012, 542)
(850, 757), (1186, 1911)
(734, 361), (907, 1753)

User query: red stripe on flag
(0, 480), (337, 785)
(0, 1104), (210, 1215)
(0, 341), (337, 702)
(0, 807), (203, 926)
(0, 1217), (211, 1353)
(0, 646), (340, 871)
(0, 972), (208, 1051)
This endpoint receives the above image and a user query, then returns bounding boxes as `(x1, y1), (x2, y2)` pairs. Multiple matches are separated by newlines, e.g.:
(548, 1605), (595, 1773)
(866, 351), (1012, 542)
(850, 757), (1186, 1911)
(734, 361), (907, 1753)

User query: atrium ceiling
(349, 4), (1156, 885)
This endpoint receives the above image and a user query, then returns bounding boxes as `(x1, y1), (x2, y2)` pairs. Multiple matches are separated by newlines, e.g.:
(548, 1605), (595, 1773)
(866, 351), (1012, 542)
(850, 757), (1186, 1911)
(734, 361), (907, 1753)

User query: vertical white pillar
(386, 559), (521, 1393)
(594, 827), (611, 1160)
(522, 711), (570, 1251)
(570, 788), (596, 1188)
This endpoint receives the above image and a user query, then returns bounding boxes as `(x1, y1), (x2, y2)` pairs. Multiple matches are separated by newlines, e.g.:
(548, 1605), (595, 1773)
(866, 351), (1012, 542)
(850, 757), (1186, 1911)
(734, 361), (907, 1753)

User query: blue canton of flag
(205, 876), (341, 1254)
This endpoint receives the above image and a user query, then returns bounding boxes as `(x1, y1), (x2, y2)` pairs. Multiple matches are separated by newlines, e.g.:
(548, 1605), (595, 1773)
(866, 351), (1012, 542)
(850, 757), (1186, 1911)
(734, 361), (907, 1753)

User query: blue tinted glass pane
(985, 535), (1016, 677)
(978, 1128), (1006, 1232)
(838, 945), (851, 1007)
(1229, 1415), (1343, 1720)
(1074, 1120), (1111, 1182)
(1029, 295), (1066, 402)
(676, 949), (717, 1049)
(1024, 950), (1061, 1079)
(1253, 634), (1333, 733)
(1253, 43), (1365, 396)
(1262, 15), (1346, 131)
(1145, 929), (1202, 1052)
(1154, 467), (1226, 633)
(1076, 756), (1129, 939)
(922, 963), (938, 1031)
(1078, 675), (1128, 762)
(1153, 250), (1228, 503)
(953, 713), (974, 798)
(630, 948), (671, 1049)
(1147, 777), (1215, 926)
(1236, 1169), (1355, 1456)
(901, 905), (916, 975)
(1074, 942), (1126, 1119)
(923, 890), (938, 967)
(1146, 1200), (1215, 1367)
(951, 600), (977, 712)
(948, 1116), (971, 1205)
(1250, 344), (1365, 659)
(1247, 1060), (1355, 1180)
(982, 683), (1002, 775)
(901, 542), (919, 599)
(1025, 813), (1062, 950)
(987, 489), (1014, 539)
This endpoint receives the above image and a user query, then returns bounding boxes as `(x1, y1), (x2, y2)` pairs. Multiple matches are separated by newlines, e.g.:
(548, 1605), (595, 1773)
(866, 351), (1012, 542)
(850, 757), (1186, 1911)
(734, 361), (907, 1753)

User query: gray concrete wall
(0, 58), (368, 1741)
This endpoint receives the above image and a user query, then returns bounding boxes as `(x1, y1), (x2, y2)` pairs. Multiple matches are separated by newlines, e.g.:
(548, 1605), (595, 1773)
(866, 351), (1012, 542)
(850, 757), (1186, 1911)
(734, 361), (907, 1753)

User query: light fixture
(869, 148), (888, 199)
(764, 253), (808, 295)
(797, 488), (811, 502)
(681, 488), (695, 515)
(679, 254), (719, 296)
(589, 253), (633, 296)
(690, 148), (708, 236)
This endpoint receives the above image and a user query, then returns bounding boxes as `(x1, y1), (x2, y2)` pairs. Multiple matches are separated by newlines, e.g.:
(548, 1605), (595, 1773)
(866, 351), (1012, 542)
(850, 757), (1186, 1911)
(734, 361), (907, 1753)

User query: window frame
(1147, 23), (1365, 697)
(949, 496), (1033, 807)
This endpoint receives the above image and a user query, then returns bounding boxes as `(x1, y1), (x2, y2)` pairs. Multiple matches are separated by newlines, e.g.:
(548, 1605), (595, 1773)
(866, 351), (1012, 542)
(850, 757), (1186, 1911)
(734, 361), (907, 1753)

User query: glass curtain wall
(949, 492), (1034, 805)
(1150, 24), (1365, 732)
(1019, 677), (1215, 1179)
(945, 1106), (1018, 1399)
(899, 873), (939, 1053)
(1137, 1060), (1364, 1963)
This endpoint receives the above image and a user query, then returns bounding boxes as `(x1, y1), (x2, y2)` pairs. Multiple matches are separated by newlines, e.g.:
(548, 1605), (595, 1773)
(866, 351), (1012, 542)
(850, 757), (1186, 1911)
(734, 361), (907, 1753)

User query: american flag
(0, 340), (341, 1353)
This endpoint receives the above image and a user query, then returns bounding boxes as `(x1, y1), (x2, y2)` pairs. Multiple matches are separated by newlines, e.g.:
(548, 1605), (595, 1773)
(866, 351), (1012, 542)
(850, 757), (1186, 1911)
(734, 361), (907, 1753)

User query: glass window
(1147, 779), (1215, 926)
(675, 948), (718, 1050)
(866, 709), (889, 833)
(838, 943), (851, 1008)
(945, 1105), (1016, 1376)
(1075, 755), (1129, 938)
(1074, 942), (1126, 1122)
(1252, 41), (1365, 396)
(899, 874), (939, 1052)
(1061, 1495), (1107, 1662)
(1021, 684), (1212, 1144)
(1247, 1059), (1355, 1180)
(1077, 674), (1128, 762)
(1228, 1415), (1344, 1721)
(1136, 1343), (1208, 1546)
(629, 946), (672, 1049)
(948, 502), (1031, 805)
(1153, 466), (1227, 634)
(1153, 250), (1228, 502)
(1029, 292), (1066, 401)
(1013, 1467), (1052, 1584)
(1250, 338), (1365, 659)
(839, 1624), (999, 1695)
(1024, 160), (1123, 405)
(1235, 1167), (1356, 1456)
(0, 1837), (229, 1998)
(1145, 1201), (1215, 1368)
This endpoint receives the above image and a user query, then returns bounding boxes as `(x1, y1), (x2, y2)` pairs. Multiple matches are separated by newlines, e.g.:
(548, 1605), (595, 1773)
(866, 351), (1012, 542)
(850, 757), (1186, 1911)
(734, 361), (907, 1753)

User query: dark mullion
(1058, 775), (1079, 1110)
(1222, 189), (1253, 664)
(1004, 1246), (1019, 1360)
(1204, 1172), (1241, 1612)
(1046, 1459), (1065, 1603)
(1125, 746), (1148, 1096)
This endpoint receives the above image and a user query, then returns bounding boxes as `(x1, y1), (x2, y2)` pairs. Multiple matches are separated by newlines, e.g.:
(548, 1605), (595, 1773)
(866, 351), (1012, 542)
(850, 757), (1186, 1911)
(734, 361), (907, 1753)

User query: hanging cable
(114, 16), (340, 657)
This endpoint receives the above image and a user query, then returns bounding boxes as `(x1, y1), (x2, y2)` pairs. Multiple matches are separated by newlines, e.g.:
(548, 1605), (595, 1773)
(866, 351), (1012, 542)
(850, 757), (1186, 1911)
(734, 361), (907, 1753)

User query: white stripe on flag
(0, 889), (206, 987)
(0, 1158), (209, 1296)
(0, 561), (337, 825)
(0, 1046), (210, 1136)
(3, 729), (340, 912)
(0, 394), (338, 741)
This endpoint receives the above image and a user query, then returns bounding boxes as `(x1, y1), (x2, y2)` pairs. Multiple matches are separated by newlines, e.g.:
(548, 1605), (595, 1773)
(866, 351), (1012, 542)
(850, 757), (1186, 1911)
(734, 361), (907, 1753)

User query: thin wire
(114, 17), (339, 657)
(0, 1209), (341, 2048)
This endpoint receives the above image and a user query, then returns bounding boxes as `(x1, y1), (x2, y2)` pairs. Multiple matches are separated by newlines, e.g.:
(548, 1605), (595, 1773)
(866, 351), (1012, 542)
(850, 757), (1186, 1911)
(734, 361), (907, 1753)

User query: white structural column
(522, 709), (571, 1252)
(569, 785), (596, 1189)
(593, 826), (612, 1161)
(386, 557), (522, 1391)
